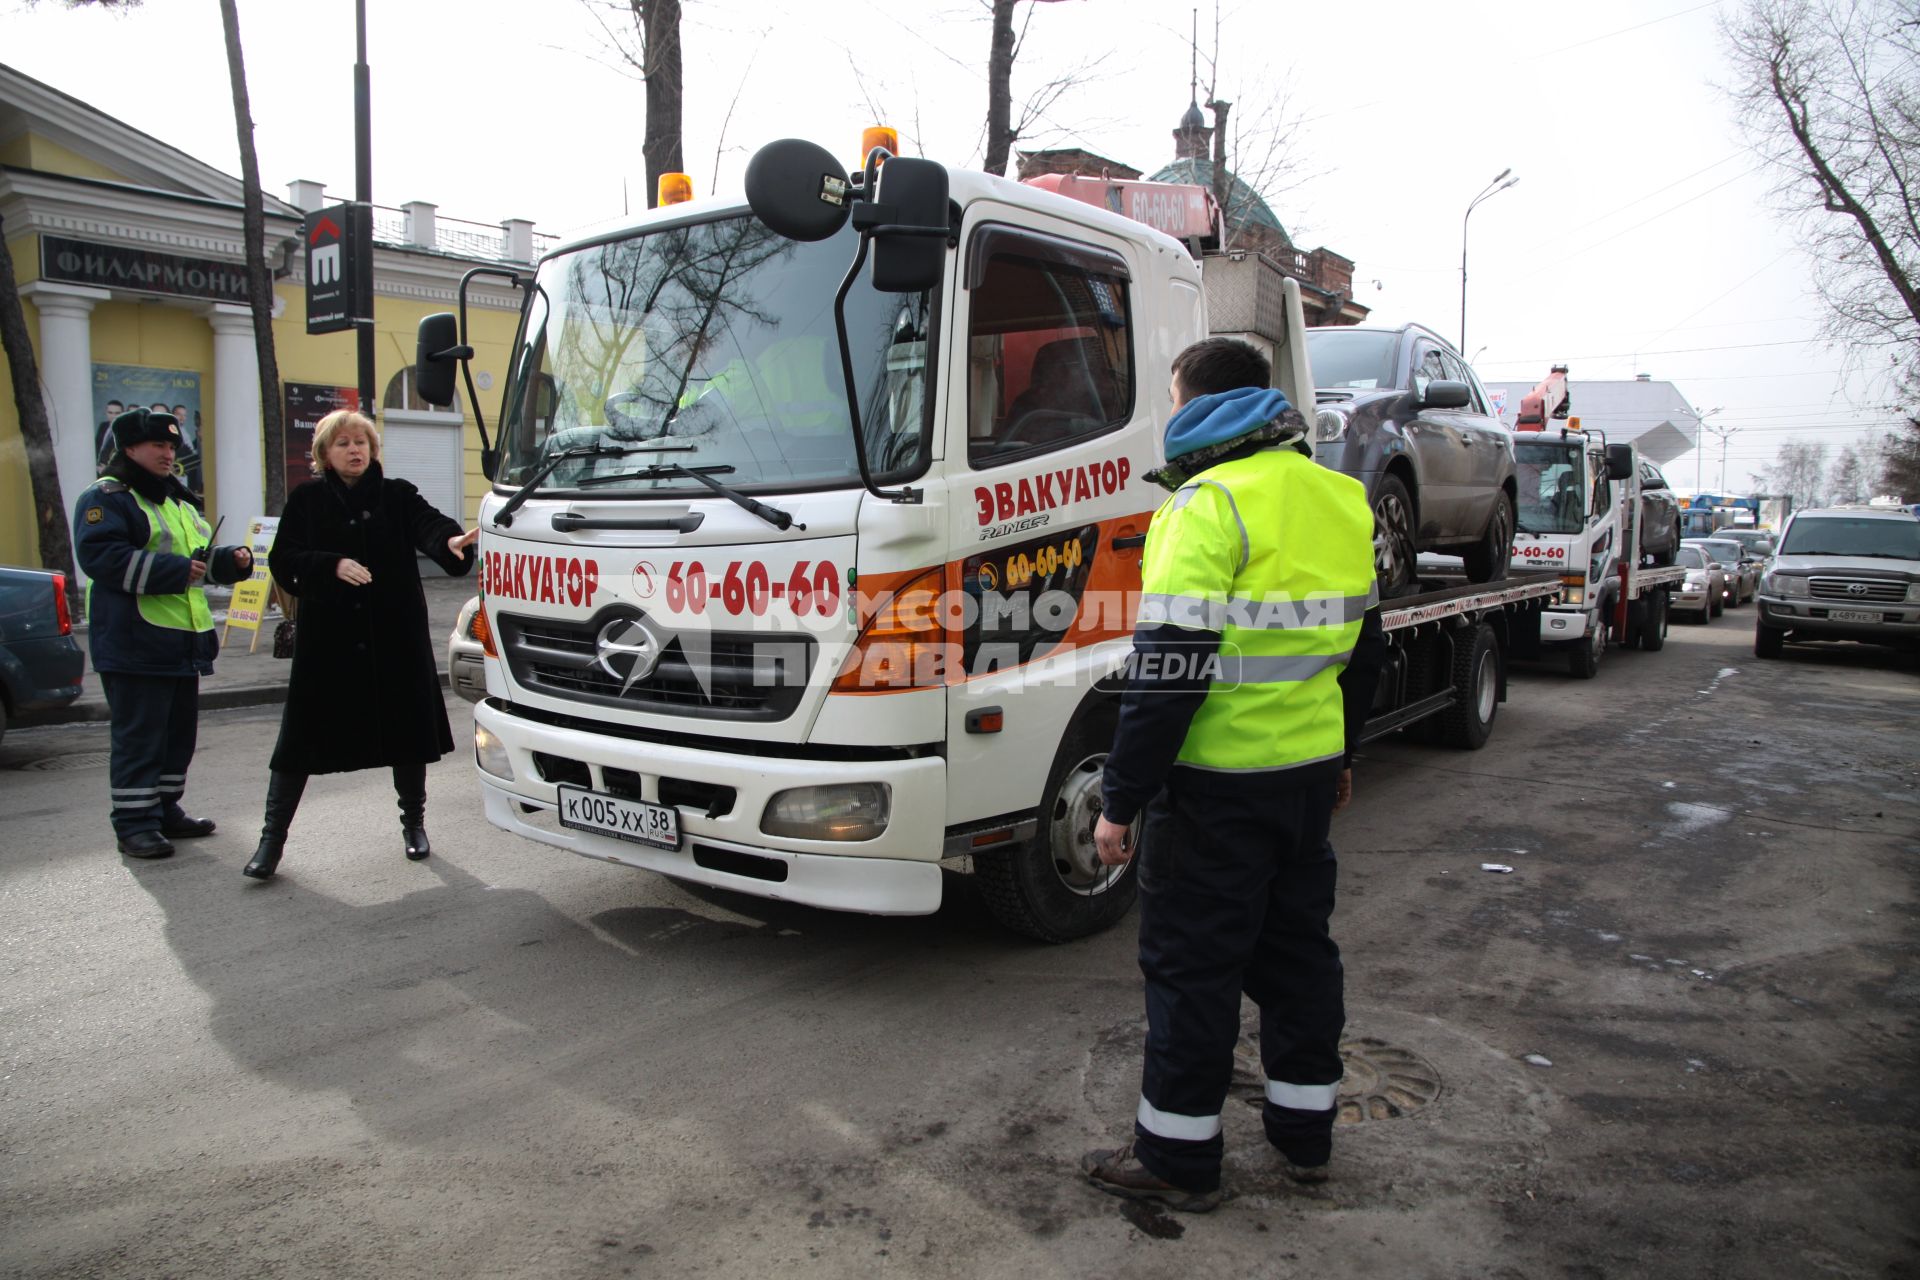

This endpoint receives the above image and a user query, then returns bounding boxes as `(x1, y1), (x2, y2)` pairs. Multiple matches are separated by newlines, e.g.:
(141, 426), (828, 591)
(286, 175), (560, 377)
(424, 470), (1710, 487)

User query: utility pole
(1693, 406), (1723, 491)
(354, 0), (375, 413)
(1706, 423), (1738, 492)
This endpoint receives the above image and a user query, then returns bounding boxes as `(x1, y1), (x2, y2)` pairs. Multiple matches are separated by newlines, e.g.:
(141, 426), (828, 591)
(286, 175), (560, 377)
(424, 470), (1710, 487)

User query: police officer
(74, 408), (252, 858)
(1081, 338), (1386, 1212)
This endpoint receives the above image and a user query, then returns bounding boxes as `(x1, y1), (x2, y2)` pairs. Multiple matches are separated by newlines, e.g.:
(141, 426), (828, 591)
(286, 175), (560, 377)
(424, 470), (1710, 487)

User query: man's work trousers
(100, 672), (199, 838)
(1132, 770), (1345, 1192)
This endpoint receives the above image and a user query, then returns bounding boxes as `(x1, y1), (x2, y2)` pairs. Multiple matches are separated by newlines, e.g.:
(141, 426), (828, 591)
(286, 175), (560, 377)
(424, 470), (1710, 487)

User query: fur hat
(111, 408), (183, 451)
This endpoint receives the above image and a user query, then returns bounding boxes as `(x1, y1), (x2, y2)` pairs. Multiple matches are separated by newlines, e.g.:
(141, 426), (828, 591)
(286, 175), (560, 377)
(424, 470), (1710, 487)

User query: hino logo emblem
(1845, 583), (1870, 595)
(595, 616), (664, 692)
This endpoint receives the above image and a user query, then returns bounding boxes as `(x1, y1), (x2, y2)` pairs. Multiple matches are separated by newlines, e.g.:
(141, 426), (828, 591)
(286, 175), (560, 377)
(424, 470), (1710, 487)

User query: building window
(383, 365), (462, 416)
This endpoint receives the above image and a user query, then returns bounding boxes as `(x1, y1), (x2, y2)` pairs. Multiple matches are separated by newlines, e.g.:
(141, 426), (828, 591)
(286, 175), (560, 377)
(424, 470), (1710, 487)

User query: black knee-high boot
(244, 770), (308, 880)
(394, 761), (430, 861)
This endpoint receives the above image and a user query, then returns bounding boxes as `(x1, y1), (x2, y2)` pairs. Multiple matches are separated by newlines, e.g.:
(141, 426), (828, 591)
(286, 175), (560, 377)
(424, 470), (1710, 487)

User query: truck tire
(1640, 590), (1669, 651)
(1437, 622), (1499, 749)
(1568, 611), (1606, 678)
(974, 710), (1139, 943)
(1623, 598), (1647, 650)
(1372, 475), (1417, 598)
(1755, 621), (1786, 658)
(1461, 492), (1515, 584)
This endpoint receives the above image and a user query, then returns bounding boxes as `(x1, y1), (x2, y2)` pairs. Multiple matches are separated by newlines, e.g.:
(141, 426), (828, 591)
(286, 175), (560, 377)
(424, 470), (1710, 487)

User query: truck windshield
(1513, 440), (1585, 535)
(494, 215), (933, 494)
(1780, 516), (1920, 559)
(1305, 330), (1398, 390)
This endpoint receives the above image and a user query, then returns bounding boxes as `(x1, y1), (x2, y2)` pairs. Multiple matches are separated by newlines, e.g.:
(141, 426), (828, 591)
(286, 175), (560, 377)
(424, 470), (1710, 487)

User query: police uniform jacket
(73, 459), (250, 677)
(268, 461), (473, 775)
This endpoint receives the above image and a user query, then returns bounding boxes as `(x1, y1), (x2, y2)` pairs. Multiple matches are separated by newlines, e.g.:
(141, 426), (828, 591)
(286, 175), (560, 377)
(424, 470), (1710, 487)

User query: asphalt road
(2, 617), (1915, 1278)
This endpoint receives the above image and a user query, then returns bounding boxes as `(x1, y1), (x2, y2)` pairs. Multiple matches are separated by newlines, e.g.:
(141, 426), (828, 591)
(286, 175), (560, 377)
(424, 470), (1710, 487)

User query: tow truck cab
(413, 136), (1312, 941)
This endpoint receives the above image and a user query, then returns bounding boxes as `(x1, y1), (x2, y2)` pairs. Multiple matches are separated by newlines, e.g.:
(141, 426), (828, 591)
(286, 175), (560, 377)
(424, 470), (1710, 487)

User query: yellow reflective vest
(1139, 447), (1376, 772)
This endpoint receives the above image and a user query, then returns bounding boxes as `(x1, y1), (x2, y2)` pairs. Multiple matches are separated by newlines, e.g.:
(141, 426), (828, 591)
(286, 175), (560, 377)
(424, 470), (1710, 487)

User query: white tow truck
(414, 133), (1560, 940)
(1507, 423), (1686, 677)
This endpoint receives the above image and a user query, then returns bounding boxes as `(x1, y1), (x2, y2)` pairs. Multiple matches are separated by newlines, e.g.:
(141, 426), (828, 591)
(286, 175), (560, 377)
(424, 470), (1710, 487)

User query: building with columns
(0, 63), (538, 571)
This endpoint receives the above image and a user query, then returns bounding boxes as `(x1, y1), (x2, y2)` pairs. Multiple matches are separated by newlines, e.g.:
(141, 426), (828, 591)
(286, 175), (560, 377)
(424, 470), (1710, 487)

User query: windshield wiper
(492, 442), (697, 528)
(580, 461), (806, 532)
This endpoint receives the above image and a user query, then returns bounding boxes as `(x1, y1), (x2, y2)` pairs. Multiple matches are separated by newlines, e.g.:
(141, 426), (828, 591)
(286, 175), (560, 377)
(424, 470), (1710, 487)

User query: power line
(1478, 337), (1821, 365)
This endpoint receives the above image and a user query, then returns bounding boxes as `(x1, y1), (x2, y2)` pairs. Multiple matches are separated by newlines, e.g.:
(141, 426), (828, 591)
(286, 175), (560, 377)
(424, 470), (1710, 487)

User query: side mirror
(745, 138), (853, 242)
(868, 156), (948, 293)
(1606, 444), (1634, 480)
(415, 312), (466, 408)
(1420, 379), (1471, 410)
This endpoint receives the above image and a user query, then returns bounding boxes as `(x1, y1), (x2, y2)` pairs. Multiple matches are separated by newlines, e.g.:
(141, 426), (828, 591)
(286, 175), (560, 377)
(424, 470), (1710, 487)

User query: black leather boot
(244, 770), (307, 880)
(395, 762), (430, 861)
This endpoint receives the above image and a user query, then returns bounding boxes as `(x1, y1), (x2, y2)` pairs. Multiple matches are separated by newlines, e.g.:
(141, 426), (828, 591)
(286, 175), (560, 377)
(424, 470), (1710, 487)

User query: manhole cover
(1231, 1033), (1441, 1124)
(15, 751), (112, 772)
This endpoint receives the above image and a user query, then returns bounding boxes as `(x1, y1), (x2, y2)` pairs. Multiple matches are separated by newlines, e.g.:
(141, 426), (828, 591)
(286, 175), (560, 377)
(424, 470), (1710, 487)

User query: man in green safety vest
(1081, 337), (1387, 1211)
(74, 408), (253, 859)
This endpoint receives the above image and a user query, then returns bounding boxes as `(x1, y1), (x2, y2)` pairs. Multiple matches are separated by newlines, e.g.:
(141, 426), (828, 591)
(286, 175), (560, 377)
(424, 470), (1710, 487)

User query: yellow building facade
(1, 63), (539, 570)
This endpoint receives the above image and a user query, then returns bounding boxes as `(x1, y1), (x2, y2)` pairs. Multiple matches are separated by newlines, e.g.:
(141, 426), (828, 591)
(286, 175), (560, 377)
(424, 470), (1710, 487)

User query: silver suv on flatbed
(1754, 506), (1920, 658)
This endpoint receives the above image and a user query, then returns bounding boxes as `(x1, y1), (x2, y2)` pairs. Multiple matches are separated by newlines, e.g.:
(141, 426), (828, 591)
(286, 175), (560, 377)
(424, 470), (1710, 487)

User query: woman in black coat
(244, 409), (477, 880)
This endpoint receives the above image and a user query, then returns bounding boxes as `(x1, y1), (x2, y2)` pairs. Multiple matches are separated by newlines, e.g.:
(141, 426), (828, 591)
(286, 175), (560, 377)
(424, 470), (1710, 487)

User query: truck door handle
(1112, 532), (1147, 550)
(550, 511), (705, 532)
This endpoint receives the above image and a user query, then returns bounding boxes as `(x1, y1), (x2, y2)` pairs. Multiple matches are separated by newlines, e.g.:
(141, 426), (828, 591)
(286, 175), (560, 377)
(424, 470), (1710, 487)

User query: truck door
(943, 214), (1160, 821)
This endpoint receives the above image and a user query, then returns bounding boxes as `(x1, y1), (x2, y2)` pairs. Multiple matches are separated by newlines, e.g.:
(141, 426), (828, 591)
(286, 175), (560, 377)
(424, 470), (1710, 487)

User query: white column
(204, 303), (264, 528)
(18, 282), (109, 540)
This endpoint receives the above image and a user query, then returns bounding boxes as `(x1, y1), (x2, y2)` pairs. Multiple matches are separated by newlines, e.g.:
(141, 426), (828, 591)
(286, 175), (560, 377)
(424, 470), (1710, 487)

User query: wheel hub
(1051, 756), (1122, 896)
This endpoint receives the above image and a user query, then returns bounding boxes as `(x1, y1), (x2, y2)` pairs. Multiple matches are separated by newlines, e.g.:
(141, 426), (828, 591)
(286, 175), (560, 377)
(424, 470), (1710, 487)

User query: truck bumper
(1538, 608), (1590, 641)
(472, 700), (947, 916)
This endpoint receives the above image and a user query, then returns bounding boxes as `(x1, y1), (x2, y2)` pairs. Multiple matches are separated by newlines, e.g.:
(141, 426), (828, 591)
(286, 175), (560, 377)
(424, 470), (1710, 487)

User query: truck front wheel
(1568, 611), (1606, 678)
(974, 711), (1140, 942)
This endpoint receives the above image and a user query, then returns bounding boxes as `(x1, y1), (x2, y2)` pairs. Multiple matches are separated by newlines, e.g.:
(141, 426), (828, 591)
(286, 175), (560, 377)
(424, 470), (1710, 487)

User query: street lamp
(1460, 168), (1519, 353)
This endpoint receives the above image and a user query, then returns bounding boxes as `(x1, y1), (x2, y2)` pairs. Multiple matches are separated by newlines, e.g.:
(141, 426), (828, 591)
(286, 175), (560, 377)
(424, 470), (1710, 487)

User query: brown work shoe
(1081, 1141), (1223, 1213)
(1281, 1154), (1330, 1185)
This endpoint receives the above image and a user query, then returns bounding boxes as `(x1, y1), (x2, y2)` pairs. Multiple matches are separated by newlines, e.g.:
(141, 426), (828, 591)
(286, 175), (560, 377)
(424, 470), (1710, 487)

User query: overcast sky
(5, 0), (1903, 491)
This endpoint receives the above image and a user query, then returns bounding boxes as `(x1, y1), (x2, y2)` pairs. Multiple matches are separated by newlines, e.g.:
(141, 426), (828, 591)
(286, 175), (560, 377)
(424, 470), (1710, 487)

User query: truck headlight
(761, 783), (890, 842)
(1764, 573), (1809, 598)
(475, 724), (513, 780)
(1314, 407), (1349, 443)
(1907, 582), (1920, 603)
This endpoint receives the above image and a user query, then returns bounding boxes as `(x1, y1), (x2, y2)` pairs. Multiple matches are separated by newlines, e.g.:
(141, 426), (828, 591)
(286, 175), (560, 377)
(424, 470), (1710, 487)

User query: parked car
(1754, 506), (1920, 657)
(0, 566), (85, 744)
(1673, 544), (1725, 622)
(448, 595), (487, 703)
(1688, 536), (1758, 605)
(1637, 459), (1683, 565)
(1712, 527), (1778, 563)
(1306, 323), (1518, 595)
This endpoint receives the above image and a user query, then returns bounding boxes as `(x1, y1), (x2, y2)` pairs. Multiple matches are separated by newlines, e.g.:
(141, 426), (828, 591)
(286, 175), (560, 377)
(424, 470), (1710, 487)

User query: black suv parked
(1305, 324), (1518, 594)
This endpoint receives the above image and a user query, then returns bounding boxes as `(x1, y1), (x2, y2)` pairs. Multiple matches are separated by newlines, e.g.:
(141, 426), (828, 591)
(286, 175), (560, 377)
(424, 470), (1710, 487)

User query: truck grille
(1808, 577), (1907, 604)
(497, 611), (811, 721)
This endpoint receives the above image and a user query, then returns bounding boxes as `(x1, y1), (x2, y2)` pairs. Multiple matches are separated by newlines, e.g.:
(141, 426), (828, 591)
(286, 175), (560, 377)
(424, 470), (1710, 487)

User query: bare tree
(1828, 439), (1870, 500)
(1722, 0), (1920, 369)
(581, 0), (684, 207)
(1755, 438), (1833, 506)
(1878, 373), (1920, 496)
(0, 214), (82, 609)
(45, 0), (287, 513)
(218, 0), (287, 513)
(983, 0), (1096, 177)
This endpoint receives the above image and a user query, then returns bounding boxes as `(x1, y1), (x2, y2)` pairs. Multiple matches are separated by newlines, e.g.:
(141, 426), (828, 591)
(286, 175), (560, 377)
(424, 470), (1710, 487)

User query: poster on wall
(92, 363), (204, 493)
(283, 382), (361, 491)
